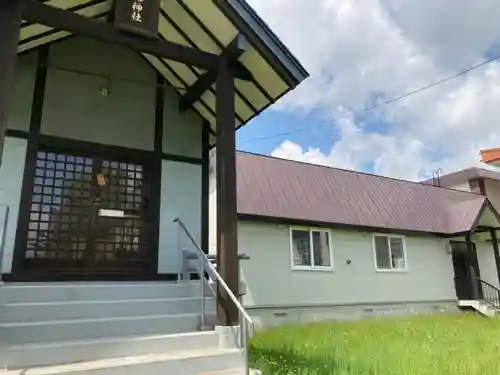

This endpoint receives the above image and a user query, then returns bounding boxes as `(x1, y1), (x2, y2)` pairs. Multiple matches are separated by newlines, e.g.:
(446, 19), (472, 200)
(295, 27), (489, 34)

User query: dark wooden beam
(230, 61), (253, 81)
(216, 63), (239, 326)
(150, 72), (165, 276)
(179, 35), (249, 112)
(0, 0), (25, 164)
(23, 0), (220, 69)
(201, 120), (210, 254)
(475, 226), (500, 232)
(12, 45), (49, 275)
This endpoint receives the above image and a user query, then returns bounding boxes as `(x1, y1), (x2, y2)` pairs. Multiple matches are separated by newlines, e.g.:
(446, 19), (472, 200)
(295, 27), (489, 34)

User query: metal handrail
(477, 277), (500, 309)
(173, 218), (254, 375)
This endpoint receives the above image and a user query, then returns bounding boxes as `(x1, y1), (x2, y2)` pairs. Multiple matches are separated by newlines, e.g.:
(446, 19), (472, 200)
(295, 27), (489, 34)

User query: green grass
(249, 314), (500, 375)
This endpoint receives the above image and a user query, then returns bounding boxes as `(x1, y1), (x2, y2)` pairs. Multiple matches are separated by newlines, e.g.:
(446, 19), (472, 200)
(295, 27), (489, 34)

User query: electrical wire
(240, 53), (500, 144)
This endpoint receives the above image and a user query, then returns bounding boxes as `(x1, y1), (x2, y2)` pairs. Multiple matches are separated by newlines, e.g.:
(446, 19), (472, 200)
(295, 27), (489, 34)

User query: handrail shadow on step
(477, 277), (500, 310)
(173, 218), (254, 375)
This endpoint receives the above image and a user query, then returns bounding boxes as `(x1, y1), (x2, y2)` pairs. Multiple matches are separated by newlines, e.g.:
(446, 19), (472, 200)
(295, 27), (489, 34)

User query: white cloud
(247, 0), (500, 180)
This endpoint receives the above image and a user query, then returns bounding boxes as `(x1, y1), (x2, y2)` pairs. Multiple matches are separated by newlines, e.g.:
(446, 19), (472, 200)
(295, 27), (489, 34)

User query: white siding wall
(3, 37), (203, 274)
(484, 179), (500, 213)
(476, 241), (500, 289)
(479, 180), (500, 289)
(238, 221), (457, 307)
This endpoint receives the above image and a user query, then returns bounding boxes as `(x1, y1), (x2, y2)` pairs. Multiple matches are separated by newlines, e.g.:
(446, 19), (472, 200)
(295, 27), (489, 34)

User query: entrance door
(18, 144), (155, 279)
(451, 241), (482, 300)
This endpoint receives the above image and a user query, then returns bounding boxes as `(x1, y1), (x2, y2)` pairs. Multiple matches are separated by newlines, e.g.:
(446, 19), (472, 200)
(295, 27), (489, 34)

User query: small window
(291, 227), (332, 269)
(374, 235), (407, 271)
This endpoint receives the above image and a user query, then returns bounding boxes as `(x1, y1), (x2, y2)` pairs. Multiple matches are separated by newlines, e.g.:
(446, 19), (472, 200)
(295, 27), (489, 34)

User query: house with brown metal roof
(209, 152), (500, 327)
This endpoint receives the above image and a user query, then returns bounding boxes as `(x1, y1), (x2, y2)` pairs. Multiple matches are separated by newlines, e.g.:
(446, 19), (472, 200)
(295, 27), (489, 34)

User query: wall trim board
(244, 298), (458, 310)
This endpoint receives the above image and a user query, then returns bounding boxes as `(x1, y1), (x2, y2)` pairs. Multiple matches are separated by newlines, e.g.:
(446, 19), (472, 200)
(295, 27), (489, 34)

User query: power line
(240, 53), (500, 145)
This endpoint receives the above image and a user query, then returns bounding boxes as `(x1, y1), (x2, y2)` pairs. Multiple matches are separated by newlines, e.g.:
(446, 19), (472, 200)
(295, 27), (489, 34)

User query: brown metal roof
(421, 167), (500, 188)
(236, 152), (491, 234)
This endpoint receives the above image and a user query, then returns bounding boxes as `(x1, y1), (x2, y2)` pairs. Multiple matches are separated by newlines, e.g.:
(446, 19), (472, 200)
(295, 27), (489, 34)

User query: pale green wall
(0, 138), (28, 273)
(7, 50), (37, 132)
(41, 36), (203, 154)
(238, 221), (457, 307)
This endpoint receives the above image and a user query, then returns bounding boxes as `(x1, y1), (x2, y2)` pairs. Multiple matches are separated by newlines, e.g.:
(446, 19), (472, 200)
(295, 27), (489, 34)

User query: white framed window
(290, 227), (333, 270)
(373, 234), (407, 271)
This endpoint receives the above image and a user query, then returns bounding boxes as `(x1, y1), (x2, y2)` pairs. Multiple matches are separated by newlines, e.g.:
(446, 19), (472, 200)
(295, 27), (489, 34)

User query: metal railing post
(176, 223), (182, 283)
(243, 318), (249, 375)
(200, 253), (206, 328)
(476, 277), (500, 310)
(173, 218), (255, 375)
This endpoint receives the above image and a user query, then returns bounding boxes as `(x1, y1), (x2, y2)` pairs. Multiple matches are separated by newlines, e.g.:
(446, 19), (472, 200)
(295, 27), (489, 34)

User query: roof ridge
(236, 150), (485, 197)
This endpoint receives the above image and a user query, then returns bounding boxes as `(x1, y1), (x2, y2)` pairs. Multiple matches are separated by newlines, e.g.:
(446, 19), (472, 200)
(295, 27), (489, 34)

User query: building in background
(480, 148), (500, 168)
(210, 152), (500, 328)
(421, 168), (500, 213)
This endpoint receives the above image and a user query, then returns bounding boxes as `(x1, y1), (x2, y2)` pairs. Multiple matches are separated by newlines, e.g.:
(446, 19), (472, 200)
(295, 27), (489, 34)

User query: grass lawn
(250, 313), (500, 375)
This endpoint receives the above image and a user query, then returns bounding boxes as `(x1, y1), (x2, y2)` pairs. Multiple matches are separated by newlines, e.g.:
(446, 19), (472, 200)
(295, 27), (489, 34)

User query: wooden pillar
(0, 0), (24, 164)
(201, 121), (210, 254)
(151, 73), (165, 276)
(215, 63), (239, 325)
(491, 229), (500, 285)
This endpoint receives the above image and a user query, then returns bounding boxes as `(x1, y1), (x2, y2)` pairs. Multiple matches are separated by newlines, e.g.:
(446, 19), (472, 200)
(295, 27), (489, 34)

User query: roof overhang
(18, 0), (309, 145)
(445, 199), (500, 238)
(480, 147), (500, 167)
(470, 200), (500, 232)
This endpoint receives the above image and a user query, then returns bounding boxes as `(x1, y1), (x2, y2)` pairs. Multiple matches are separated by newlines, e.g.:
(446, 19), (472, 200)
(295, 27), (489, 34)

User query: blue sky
(236, 109), (337, 157)
(241, 0), (500, 181)
(236, 106), (382, 176)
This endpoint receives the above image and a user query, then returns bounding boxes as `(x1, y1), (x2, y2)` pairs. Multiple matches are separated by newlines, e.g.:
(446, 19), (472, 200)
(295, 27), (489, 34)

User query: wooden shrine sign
(114, 0), (161, 39)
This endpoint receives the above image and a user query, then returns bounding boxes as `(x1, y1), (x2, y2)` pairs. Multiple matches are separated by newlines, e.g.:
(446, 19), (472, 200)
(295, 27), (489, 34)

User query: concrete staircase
(0, 282), (247, 374)
(458, 299), (500, 317)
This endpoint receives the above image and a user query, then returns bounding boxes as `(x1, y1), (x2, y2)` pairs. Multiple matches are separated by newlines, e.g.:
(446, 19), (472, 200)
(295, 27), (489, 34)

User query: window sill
(292, 266), (334, 272)
(375, 269), (408, 273)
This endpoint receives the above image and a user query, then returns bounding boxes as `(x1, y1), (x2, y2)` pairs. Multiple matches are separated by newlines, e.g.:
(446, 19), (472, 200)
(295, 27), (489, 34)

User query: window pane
(390, 237), (406, 269)
(375, 236), (391, 270)
(312, 231), (331, 267)
(292, 230), (311, 266)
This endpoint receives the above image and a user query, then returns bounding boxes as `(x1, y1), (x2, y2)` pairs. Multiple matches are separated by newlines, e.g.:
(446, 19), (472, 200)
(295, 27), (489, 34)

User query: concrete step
(0, 297), (215, 323)
(4, 331), (220, 369)
(0, 312), (216, 344)
(0, 348), (245, 375)
(0, 282), (207, 303)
